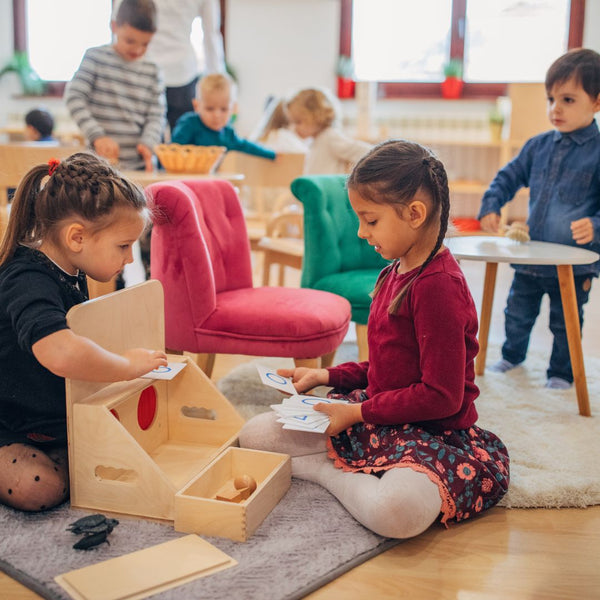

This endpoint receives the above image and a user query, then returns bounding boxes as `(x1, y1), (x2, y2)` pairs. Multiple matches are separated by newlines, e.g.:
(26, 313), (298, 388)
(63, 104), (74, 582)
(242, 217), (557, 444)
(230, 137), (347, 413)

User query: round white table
(446, 235), (600, 417)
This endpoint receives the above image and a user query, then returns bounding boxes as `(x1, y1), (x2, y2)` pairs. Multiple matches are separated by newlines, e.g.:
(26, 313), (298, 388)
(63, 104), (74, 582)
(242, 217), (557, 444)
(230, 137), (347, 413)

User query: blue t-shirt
(172, 112), (276, 160)
(478, 120), (600, 277)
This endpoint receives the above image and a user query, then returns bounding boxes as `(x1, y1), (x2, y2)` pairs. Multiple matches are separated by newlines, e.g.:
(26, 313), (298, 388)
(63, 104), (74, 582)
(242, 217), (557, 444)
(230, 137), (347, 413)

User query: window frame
(11, 0), (228, 96)
(340, 0), (586, 99)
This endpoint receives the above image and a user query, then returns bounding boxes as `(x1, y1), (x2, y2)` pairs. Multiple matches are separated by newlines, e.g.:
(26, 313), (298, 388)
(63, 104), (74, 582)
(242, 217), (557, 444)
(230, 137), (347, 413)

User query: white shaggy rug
(217, 344), (600, 510)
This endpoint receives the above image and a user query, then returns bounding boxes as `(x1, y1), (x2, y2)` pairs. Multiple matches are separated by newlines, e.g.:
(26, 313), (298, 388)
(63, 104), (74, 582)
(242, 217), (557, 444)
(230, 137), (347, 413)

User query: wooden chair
(0, 142), (83, 241)
(291, 175), (390, 362)
(258, 204), (304, 286)
(217, 151), (306, 249)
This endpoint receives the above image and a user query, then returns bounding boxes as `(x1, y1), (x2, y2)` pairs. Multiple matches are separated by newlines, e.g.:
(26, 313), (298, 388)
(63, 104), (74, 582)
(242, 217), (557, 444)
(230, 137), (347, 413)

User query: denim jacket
(478, 120), (600, 277)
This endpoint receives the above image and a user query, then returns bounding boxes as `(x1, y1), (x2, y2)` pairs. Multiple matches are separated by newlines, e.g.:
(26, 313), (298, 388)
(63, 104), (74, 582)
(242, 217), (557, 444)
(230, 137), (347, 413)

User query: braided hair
(0, 152), (148, 266)
(347, 139), (450, 314)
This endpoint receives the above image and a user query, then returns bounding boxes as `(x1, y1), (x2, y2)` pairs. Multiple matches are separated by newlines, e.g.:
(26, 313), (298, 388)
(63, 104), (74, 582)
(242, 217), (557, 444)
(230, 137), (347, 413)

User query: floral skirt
(326, 390), (510, 525)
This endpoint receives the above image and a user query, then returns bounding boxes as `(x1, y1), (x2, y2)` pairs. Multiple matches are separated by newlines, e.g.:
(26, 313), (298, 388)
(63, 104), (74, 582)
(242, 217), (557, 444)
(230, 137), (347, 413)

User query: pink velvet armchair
(147, 179), (351, 377)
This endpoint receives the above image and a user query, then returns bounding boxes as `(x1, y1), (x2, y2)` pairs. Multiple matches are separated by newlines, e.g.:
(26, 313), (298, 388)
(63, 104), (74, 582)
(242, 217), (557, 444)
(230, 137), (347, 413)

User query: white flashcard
(141, 361), (187, 380)
(256, 364), (297, 395)
(282, 420), (330, 434)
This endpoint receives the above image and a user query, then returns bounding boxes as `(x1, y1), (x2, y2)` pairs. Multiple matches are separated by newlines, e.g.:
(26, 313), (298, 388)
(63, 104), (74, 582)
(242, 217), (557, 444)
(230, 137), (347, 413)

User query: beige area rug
(217, 343), (600, 510)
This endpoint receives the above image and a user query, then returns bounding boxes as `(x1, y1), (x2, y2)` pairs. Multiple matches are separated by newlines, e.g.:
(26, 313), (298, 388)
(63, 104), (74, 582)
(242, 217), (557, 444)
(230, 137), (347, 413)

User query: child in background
(478, 48), (600, 389)
(286, 87), (372, 174)
(251, 97), (308, 153)
(239, 140), (509, 539)
(24, 108), (56, 142)
(65, 0), (166, 171)
(0, 152), (168, 512)
(172, 73), (276, 160)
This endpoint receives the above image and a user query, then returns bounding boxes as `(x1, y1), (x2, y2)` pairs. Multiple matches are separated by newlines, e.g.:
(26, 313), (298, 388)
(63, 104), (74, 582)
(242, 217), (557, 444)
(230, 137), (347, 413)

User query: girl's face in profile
(286, 106), (320, 139)
(77, 209), (146, 283)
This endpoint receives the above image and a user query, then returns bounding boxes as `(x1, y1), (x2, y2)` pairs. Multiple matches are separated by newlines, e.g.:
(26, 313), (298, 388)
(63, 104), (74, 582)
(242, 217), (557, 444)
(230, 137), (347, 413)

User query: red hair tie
(48, 158), (60, 176)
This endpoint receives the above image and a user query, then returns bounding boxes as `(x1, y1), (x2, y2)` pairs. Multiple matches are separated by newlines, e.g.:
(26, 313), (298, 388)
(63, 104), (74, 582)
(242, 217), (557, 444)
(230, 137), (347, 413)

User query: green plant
(443, 59), (463, 79)
(336, 55), (355, 79)
(489, 107), (504, 125)
(0, 51), (46, 96)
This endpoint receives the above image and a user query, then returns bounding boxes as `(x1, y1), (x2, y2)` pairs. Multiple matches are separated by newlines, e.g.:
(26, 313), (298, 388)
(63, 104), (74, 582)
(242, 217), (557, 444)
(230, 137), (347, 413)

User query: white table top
(445, 235), (599, 266)
(121, 170), (244, 187)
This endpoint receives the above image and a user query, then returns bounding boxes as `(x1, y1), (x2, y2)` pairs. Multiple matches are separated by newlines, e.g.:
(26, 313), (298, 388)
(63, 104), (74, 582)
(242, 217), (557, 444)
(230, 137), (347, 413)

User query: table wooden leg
(475, 262), (498, 376)
(556, 265), (591, 417)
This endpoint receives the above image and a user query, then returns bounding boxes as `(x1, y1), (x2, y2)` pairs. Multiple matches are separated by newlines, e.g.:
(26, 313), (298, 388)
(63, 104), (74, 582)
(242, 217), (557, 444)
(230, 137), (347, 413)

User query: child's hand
(571, 218), (594, 245)
(137, 143), (154, 172)
(314, 402), (363, 436)
(276, 367), (329, 393)
(93, 136), (120, 164)
(479, 213), (501, 233)
(122, 348), (168, 380)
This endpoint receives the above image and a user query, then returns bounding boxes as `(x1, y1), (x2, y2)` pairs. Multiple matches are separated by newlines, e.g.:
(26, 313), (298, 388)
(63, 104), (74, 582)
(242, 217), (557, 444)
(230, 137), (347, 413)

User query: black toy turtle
(67, 513), (119, 550)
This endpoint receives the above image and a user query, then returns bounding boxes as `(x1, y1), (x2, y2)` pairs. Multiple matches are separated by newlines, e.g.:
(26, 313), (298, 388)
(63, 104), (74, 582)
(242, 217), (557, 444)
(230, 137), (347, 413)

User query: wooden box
(175, 447), (291, 542)
(65, 280), (291, 540)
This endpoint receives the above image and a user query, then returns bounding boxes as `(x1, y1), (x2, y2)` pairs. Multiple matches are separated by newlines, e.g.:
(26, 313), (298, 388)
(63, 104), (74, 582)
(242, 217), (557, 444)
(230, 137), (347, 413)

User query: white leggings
(238, 412), (442, 539)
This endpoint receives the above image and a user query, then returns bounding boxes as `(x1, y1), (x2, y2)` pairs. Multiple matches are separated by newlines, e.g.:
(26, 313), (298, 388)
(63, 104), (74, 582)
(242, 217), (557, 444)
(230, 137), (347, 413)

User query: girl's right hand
(122, 348), (168, 380)
(276, 367), (329, 393)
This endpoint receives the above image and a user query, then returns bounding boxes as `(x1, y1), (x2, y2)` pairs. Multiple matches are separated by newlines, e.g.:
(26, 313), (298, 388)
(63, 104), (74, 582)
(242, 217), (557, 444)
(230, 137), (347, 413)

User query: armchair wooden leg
(320, 351), (336, 368)
(294, 358), (320, 369)
(184, 352), (216, 378)
(356, 324), (369, 363)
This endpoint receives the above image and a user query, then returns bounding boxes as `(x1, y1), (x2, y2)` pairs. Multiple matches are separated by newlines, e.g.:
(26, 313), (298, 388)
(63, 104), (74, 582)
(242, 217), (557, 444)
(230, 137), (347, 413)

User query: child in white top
(286, 87), (372, 174)
(0, 152), (167, 512)
(252, 97), (308, 154)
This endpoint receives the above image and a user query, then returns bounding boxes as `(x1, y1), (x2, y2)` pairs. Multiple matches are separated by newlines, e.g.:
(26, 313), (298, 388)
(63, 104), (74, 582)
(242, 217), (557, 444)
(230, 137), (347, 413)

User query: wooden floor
(2, 257), (600, 600)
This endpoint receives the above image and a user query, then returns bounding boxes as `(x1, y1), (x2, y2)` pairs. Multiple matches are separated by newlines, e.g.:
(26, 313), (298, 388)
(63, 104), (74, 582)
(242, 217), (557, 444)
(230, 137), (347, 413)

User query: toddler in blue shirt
(478, 48), (600, 389)
(172, 73), (276, 160)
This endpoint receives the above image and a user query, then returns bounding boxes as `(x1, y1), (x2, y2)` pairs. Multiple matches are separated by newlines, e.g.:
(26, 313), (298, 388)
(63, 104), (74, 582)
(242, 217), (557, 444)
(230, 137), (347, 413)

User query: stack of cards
(270, 395), (349, 433)
(255, 364), (348, 433)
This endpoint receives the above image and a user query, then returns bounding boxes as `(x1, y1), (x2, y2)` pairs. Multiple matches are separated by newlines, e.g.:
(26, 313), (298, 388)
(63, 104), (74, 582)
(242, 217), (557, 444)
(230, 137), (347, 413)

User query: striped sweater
(65, 45), (166, 170)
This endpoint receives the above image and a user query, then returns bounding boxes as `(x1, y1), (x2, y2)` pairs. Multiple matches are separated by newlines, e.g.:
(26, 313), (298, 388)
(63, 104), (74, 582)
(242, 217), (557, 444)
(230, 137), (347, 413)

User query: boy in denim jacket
(478, 48), (600, 389)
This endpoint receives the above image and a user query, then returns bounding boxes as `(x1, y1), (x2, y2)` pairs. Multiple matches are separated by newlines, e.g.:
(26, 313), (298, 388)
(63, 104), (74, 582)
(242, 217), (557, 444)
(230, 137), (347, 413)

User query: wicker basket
(154, 144), (226, 174)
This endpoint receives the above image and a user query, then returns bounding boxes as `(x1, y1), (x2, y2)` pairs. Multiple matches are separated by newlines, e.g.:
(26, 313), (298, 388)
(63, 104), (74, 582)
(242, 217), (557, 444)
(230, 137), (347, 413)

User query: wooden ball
(234, 474), (257, 493)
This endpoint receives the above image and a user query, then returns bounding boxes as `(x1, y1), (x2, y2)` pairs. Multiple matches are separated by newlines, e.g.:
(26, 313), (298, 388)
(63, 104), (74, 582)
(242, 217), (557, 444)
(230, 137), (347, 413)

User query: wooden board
(54, 535), (236, 600)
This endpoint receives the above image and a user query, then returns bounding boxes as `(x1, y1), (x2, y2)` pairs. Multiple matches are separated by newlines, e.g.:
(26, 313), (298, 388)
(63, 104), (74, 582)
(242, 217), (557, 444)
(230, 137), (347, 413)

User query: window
(341, 0), (585, 98)
(12, 0), (227, 94)
(27, 0), (112, 82)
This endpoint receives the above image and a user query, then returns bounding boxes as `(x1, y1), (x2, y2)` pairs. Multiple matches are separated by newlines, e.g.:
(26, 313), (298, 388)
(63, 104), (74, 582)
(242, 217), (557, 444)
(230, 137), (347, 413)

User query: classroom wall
(1, 0), (599, 137)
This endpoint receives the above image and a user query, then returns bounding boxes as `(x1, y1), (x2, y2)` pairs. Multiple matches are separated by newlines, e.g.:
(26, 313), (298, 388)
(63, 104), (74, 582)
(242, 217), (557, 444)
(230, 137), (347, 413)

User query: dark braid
(0, 152), (148, 266)
(348, 139), (450, 314)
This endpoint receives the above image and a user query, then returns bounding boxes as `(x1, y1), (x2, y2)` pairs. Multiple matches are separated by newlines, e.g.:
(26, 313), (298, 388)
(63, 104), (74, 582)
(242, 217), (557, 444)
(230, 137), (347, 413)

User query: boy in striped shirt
(65, 0), (166, 171)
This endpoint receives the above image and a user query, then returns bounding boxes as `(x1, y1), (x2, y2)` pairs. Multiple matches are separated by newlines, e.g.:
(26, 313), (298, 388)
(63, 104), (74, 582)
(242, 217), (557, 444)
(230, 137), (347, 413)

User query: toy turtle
(67, 513), (119, 550)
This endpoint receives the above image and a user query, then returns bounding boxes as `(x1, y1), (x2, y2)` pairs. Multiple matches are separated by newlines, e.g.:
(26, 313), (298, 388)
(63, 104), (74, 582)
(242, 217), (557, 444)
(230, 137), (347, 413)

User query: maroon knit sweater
(327, 249), (480, 431)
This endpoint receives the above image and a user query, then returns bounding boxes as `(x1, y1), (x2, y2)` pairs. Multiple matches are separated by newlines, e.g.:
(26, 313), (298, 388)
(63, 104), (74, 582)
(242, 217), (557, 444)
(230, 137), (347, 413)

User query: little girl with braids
(0, 152), (168, 512)
(240, 140), (510, 538)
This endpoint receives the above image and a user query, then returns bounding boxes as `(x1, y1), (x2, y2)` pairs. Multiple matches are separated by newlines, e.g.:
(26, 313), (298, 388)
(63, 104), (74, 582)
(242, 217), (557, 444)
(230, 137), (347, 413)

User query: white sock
(292, 453), (442, 539)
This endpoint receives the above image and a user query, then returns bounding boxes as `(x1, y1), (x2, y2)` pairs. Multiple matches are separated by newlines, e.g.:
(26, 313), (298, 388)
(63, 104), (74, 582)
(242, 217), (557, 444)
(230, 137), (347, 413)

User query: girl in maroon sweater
(240, 140), (509, 537)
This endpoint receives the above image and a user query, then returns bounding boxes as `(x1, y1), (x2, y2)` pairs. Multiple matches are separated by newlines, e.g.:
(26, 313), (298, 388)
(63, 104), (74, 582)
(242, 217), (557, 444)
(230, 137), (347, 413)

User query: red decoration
(337, 76), (355, 99)
(441, 77), (464, 99)
(47, 158), (60, 176)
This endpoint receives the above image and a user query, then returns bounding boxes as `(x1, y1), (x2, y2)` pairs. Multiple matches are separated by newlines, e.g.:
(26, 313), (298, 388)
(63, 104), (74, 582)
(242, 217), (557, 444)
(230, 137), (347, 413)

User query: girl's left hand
(314, 402), (363, 436)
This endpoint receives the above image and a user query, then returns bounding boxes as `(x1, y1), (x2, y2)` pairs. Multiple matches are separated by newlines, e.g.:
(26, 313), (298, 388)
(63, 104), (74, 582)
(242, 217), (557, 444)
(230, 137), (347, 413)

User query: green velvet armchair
(291, 175), (389, 361)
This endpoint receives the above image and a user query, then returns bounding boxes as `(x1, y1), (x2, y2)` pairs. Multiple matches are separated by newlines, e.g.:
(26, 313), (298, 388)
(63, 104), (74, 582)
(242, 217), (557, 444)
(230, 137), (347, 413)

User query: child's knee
(238, 412), (280, 451)
(370, 469), (442, 539)
(0, 446), (69, 512)
(10, 467), (68, 511)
